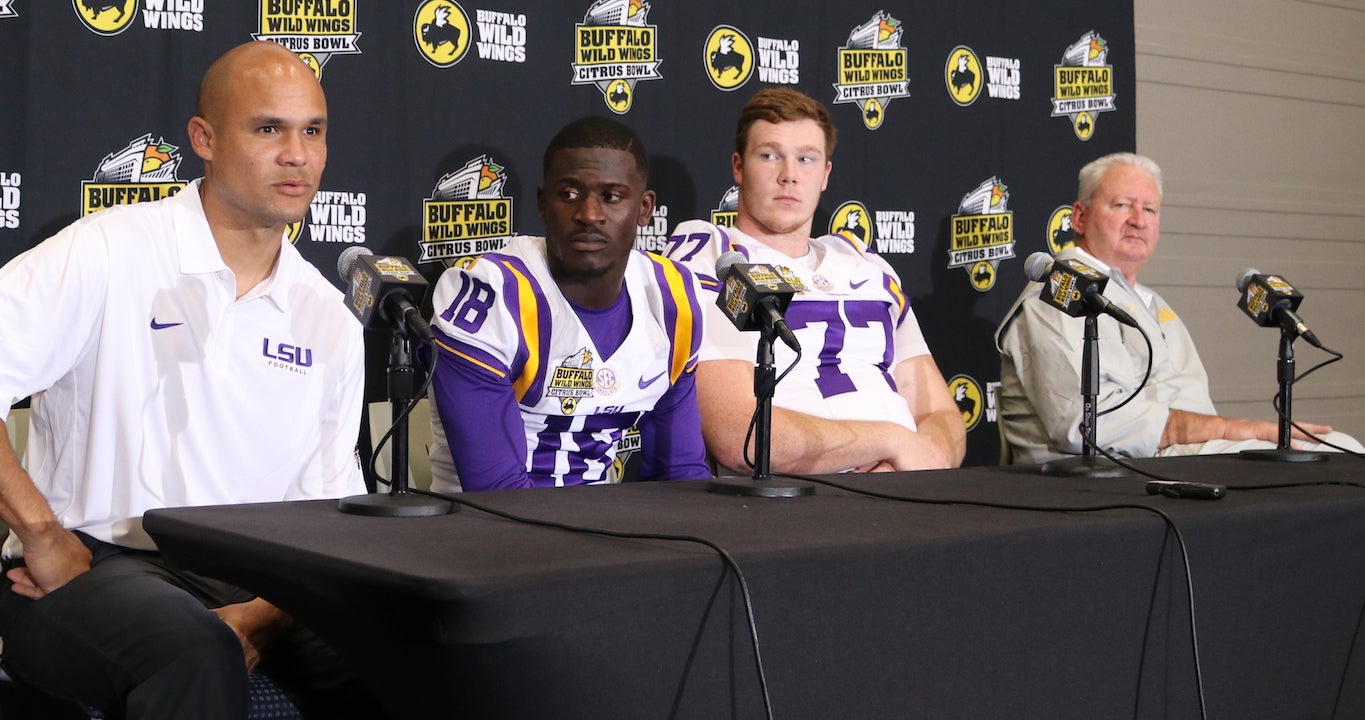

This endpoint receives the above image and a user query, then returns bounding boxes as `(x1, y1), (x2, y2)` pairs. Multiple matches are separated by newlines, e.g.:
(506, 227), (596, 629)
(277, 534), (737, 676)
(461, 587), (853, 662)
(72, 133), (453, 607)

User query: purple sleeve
(430, 329), (534, 491)
(637, 368), (713, 482)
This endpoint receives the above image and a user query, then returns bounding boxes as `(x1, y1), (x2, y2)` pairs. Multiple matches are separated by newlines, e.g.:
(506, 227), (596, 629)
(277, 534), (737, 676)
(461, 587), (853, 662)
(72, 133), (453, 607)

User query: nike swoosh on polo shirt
(638, 371), (666, 389)
(850, 279), (869, 289)
(150, 318), (184, 330)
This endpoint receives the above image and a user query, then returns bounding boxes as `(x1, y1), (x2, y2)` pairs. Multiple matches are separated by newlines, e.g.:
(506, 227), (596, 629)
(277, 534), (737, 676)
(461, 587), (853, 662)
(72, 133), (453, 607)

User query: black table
(145, 456), (1365, 719)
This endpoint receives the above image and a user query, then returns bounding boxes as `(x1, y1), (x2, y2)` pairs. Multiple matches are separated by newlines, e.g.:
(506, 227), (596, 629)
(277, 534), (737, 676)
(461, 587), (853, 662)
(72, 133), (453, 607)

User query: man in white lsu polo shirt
(0, 41), (374, 719)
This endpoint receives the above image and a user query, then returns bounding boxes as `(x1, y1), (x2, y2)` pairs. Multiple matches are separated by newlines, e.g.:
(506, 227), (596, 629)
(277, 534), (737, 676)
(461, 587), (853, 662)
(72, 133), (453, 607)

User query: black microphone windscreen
(337, 245), (374, 284)
(1024, 251), (1054, 282)
(715, 251), (746, 282)
(1235, 267), (1260, 292)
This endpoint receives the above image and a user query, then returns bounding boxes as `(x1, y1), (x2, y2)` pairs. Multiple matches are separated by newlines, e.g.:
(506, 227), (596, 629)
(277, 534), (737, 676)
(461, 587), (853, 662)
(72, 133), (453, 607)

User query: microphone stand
(708, 324), (814, 497)
(339, 331), (454, 516)
(1240, 329), (1326, 463)
(1041, 313), (1130, 478)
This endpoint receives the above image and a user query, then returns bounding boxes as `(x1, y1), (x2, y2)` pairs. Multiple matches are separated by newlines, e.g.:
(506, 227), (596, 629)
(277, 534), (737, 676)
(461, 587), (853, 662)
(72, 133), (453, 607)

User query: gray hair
(1076, 152), (1163, 204)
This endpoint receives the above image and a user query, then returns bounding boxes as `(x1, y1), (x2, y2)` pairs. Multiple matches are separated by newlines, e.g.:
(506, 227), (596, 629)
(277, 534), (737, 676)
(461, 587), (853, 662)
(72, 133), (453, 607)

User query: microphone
(338, 246), (433, 341)
(714, 251), (801, 352)
(1235, 268), (1320, 348)
(1024, 251), (1139, 329)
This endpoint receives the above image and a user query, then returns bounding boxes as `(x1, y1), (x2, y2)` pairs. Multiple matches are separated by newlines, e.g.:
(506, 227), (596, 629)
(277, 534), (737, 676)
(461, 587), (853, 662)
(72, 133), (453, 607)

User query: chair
(367, 398), (434, 492)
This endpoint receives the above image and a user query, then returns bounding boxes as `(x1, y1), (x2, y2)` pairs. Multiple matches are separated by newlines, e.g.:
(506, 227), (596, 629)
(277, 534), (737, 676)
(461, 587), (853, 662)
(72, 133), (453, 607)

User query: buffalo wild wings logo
(73, 0), (205, 34)
(829, 200), (917, 256)
(255, 0), (362, 79)
(307, 189), (367, 244)
(72, 0), (136, 35)
(571, 0), (661, 114)
(473, 7), (526, 63)
(947, 374), (984, 431)
(413, 1), (470, 67)
(81, 134), (186, 216)
(549, 347), (596, 414)
(984, 54), (1021, 100)
(421, 155), (514, 265)
(828, 200), (874, 248)
(1046, 205), (1075, 254)
(703, 25), (752, 91)
(874, 210), (915, 255)
(832, 11), (908, 130)
(1051, 31), (1116, 141)
(948, 177), (1015, 292)
(944, 46), (982, 106)
(703, 24), (800, 91)
(947, 45), (1022, 106)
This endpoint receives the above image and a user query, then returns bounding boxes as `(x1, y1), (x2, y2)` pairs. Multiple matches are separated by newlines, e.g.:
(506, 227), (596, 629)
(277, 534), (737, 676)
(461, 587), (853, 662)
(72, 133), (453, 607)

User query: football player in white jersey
(428, 117), (710, 491)
(665, 88), (965, 475)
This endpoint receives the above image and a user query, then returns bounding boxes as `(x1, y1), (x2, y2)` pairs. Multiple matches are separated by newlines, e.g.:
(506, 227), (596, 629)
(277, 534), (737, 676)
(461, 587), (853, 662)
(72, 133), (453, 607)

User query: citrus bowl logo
(948, 177), (1015, 292)
(832, 11), (909, 131)
(829, 201), (873, 249)
(1046, 206), (1075, 254)
(945, 46), (982, 107)
(1051, 31), (1116, 141)
(73, 0), (136, 36)
(422, 155), (514, 265)
(81, 134), (186, 216)
(948, 374), (984, 431)
(704, 25), (752, 91)
(414, 1), (471, 68)
(571, 0), (662, 115)
(255, 0), (363, 79)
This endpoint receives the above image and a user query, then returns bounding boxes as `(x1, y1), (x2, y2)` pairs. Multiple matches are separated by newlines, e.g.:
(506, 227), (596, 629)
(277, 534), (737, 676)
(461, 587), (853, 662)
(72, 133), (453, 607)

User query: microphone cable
(1098, 322), (1154, 418)
(410, 485), (777, 720)
(741, 347), (803, 472)
(771, 467), (1210, 720)
(1267, 341), (1364, 458)
(400, 323), (777, 718)
(368, 341), (437, 489)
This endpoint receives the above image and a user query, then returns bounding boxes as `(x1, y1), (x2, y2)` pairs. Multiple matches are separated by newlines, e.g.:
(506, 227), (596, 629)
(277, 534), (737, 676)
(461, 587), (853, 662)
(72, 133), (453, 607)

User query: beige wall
(1135, 0), (1365, 440)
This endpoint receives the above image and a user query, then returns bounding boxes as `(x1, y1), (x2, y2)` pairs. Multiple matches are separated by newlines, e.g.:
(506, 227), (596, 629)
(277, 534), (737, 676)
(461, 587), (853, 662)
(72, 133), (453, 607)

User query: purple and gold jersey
(429, 236), (705, 490)
(665, 221), (930, 431)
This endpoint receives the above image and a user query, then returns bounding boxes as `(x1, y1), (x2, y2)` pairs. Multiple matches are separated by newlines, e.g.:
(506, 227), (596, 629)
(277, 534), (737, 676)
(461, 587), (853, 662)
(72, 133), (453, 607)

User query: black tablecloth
(145, 455), (1365, 719)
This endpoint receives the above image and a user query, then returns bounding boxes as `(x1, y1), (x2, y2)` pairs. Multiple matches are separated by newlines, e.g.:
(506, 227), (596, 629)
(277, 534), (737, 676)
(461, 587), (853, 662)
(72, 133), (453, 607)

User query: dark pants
(0, 533), (377, 720)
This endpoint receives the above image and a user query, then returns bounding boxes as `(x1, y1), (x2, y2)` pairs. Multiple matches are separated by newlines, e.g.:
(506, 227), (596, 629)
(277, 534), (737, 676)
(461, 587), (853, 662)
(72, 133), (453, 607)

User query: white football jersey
(665, 221), (929, 431)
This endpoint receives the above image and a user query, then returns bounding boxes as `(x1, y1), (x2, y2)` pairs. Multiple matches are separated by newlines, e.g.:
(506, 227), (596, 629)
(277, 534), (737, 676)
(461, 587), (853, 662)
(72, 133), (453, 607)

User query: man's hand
(887, 428), (951, 471)
(1290, 421), (1334, 446)
(6, 527), (91, 600)
(1164, 409), (1337, 451)
(212, 598), (294, 673)
(851, 427), (950, 473)
(1220, 417), (1334, 449)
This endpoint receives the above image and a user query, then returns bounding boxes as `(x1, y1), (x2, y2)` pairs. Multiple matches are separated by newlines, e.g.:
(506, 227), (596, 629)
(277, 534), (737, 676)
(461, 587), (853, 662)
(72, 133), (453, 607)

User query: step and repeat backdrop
(0, 0), (1134, 465)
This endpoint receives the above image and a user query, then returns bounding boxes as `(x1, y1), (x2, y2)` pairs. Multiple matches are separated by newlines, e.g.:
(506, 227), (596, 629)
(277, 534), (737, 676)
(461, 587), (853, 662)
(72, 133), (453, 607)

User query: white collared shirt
(0, 180), (365, 550)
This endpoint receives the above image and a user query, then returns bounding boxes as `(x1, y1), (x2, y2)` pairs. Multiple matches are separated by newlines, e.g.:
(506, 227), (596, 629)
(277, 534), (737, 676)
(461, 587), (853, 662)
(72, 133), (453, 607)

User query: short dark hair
(543, 116), (650, 182)
(735, 88), (837, 158)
